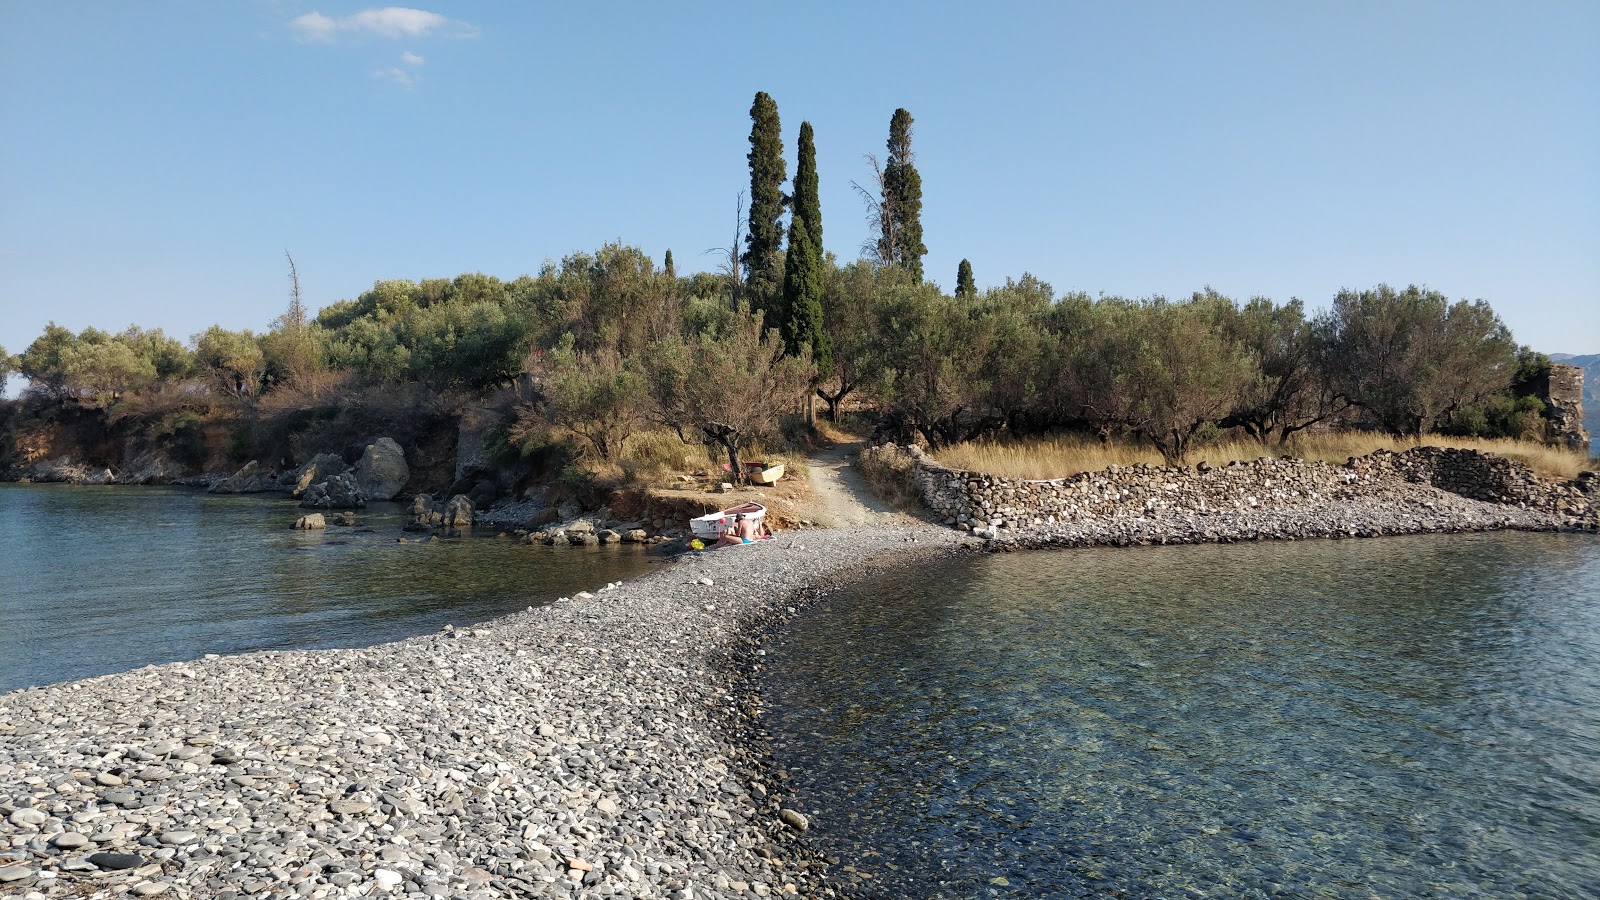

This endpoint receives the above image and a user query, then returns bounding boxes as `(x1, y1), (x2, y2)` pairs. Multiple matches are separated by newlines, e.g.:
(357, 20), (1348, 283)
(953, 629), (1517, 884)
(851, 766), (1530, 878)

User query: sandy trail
(803, 441), (920, 528)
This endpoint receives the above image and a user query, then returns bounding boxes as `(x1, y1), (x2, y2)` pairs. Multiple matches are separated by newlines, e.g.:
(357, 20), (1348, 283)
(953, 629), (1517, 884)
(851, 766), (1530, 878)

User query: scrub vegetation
(0, 96), (1588, 494)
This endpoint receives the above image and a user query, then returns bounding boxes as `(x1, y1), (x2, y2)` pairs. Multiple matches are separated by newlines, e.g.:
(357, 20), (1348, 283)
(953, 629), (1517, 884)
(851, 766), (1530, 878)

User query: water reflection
(765, 532), (1600, 899)
(0, 484), (655, 690)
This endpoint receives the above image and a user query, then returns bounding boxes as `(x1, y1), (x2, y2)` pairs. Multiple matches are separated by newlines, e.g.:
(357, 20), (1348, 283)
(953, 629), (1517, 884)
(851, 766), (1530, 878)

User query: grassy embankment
(934, 434), (1592, 482)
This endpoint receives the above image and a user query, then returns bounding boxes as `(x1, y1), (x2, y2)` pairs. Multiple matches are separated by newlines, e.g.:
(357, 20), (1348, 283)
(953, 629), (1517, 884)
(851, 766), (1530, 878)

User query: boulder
(569, 531), (599, 547)
(622, 528), (648, 543)
(410, 494), (434, 518)
(333, 512), (357, 526)
(467, 480), (499, 508)
(291, 453), (348, 499)
(597, 529), (620, 544)
(300, 472), (367, 509)
(351, 437), (408, 501)
(210, 461), (272, 494)
(566, 519), (596, 536)
(557, 498), (583, 521)
(526, 507), (561, 529)
(292, 514), (327, 530)
(441, 494), (474, 528)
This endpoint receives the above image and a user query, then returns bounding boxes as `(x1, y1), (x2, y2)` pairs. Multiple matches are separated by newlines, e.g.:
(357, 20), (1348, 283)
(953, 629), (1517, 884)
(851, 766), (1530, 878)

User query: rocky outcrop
(350, 438), (408, 501)
(209, 461), (273, 494)
(289, 453), (348, 500)
(20, 457), (115, 485)
(119, 450), (186, 486)
(299, 472), (367, 510)
(453, 407), (498, 481)
(291, 513), (327, 530)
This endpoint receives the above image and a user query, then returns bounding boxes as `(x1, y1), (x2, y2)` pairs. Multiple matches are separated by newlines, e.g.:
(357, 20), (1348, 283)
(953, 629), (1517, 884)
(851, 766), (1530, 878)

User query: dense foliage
(2, 95), (1570, 484)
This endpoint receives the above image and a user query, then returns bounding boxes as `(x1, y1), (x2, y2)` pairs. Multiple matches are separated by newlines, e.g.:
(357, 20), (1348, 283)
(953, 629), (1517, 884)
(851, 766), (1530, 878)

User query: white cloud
(401, 51), (425, 66)
(290, 11), (338, 40)
(290, 7), (477, 42)
(373, 66), (416, 88)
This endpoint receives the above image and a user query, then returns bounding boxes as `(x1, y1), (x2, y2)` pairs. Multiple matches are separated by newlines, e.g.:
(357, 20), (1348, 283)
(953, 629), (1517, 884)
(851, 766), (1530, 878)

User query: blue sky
(2, 1), (1596, 377)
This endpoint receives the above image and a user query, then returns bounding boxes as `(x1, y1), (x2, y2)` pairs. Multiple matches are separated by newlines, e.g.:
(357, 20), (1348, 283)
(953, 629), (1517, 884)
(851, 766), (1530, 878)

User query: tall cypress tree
(792, 121), (821, 254)
(663, 248), (676, 281)
(742, 92), (787, 310)
(782, 120), (829, 373)
(781, 216), (830, 374)
(956, 259), (975, 298)
(881, 108), (927, 281)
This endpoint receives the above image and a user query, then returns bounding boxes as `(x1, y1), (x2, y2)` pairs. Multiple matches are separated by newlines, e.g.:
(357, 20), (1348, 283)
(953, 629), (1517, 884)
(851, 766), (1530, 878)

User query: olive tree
(647, 306), (812, 481)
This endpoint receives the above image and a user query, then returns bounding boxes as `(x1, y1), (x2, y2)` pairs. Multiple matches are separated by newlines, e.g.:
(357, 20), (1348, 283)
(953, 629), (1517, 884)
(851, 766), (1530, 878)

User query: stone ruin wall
(1542, 363), (1590, 453)
(871, 444), (1597, 534)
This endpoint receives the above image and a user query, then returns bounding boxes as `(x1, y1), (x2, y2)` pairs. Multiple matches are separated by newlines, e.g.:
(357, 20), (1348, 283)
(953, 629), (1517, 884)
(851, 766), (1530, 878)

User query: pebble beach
(0, 526), (966, 900)
(2, 463), (1591, 900)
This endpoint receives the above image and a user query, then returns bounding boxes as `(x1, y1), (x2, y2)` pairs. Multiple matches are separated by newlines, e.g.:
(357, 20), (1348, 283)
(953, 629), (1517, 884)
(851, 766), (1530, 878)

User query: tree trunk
(722, 437), (743, 483)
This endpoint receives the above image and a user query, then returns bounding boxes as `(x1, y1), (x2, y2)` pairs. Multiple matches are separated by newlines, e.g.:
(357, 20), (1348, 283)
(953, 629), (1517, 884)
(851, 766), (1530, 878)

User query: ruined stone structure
(1537, 363), (1589, 453)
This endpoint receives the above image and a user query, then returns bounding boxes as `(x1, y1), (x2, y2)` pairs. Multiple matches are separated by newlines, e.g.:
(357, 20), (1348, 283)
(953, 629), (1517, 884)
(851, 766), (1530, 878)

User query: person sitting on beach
(715, 513), (762, 547)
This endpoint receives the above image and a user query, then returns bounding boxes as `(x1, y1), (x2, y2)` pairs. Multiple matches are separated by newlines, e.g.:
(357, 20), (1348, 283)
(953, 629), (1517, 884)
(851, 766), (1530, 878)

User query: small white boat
(743, 462), (785, 485)
(690, 501), (766, 540)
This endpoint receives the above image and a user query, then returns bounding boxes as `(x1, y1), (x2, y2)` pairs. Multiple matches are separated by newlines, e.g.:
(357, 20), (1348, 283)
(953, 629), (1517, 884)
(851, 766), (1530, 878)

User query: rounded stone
(8, 808), (48, 827)
(86, 851), (143, 871)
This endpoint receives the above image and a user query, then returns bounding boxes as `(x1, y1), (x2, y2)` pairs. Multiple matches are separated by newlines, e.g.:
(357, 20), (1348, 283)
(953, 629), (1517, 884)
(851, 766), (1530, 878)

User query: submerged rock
(292, 514), (327, 530)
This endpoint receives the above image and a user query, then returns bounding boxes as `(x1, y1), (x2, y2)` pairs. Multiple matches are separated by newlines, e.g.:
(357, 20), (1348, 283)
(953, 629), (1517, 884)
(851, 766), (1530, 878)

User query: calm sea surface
(0, 483), (655, 691)
(765, 532), (1600, 899)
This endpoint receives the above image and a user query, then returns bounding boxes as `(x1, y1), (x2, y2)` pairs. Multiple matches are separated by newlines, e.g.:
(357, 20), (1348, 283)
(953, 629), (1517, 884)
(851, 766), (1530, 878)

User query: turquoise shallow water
(0, 483), (656, 691)
(764, 532), (1600, 899)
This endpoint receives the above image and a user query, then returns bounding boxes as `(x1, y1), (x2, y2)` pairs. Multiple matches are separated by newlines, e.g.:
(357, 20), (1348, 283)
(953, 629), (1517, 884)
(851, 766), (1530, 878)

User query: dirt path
(803, 441), (921, 527)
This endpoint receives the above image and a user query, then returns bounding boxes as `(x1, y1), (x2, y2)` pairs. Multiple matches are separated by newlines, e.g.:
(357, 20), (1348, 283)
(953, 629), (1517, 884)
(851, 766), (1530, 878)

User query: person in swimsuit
(714, 513), (762, 547)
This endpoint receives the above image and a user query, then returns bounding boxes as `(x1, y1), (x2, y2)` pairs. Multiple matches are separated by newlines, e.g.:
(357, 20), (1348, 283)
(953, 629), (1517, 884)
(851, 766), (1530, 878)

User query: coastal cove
(0, 484), (657, 692)
(2, 447), (1599, 898)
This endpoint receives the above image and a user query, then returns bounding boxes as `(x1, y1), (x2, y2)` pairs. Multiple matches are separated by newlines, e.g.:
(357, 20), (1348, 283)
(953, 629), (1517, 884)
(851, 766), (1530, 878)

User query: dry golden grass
(935, 432), (1592, 482)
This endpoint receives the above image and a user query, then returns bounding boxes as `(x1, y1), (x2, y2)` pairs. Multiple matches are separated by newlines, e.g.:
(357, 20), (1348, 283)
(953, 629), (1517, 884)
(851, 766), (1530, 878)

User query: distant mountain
(1547, 352), (1598, 455)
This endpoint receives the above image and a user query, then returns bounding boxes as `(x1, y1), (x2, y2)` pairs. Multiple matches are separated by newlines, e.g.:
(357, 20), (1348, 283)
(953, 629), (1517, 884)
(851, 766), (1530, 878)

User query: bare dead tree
(851, 154), (895, 266)
(283, 250), (307, 329)
(703, 191), (746, 310)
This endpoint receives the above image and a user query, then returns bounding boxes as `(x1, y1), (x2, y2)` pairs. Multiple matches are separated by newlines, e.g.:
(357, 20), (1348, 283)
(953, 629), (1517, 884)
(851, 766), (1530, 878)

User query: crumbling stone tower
(1538, 363), (1590, 453)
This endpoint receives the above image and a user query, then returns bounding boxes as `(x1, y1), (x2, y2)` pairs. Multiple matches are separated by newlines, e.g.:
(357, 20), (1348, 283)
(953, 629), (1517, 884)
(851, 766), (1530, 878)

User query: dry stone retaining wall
(867, 443), (1598, 535)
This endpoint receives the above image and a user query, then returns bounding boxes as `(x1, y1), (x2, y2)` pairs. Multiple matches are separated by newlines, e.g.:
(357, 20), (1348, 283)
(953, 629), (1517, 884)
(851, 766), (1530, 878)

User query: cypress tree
(881, 108), (927, 281)
(781, 215), (830, 374)
(956, 259), (975, 298)
(742, 92), (787, 310)
(663, 248), (676, 281)
(783, 121), (829, 373)
(792, 122), (821, 254)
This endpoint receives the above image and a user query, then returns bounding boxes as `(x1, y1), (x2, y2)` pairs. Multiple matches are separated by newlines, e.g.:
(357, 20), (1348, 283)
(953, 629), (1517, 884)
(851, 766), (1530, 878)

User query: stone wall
(867, 443), (1597, 535)
(1540, 363), (1590, 453)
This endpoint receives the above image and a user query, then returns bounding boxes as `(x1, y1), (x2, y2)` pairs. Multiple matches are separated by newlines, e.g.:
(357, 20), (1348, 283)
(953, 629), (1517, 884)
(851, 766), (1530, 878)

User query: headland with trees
(0, 94), (1590, 501)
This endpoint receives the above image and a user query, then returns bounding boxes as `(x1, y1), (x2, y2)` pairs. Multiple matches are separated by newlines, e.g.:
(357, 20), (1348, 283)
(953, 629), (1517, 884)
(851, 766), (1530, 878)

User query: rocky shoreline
(0, 525), (970, 900)
(5, 449), (1598, 900)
